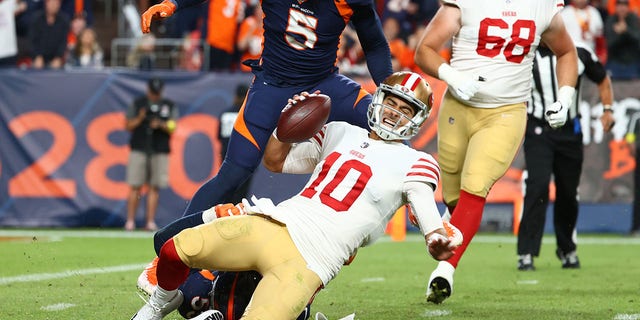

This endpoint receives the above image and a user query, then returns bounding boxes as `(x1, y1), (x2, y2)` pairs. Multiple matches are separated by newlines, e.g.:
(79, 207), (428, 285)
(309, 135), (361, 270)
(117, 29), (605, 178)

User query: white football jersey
(264, 122), (440, 284)
(443, 0), (564, 108)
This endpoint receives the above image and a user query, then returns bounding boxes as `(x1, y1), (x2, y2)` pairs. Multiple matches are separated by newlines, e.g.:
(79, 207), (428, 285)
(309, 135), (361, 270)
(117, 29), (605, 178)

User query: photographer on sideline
(124, 78), (178, 231)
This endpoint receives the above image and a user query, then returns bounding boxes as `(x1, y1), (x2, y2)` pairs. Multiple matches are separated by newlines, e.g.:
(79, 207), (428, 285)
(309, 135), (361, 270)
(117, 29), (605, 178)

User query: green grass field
(1, 229), (639, 320)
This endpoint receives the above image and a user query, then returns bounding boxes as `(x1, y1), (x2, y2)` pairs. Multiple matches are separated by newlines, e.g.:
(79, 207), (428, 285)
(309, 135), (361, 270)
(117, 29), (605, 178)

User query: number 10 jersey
(267, 122), (440, 284)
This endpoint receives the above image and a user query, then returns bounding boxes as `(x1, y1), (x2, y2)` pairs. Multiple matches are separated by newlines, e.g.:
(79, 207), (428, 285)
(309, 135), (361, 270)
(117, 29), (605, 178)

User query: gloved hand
(141, 0), (177, 33)
(545, 86), (575, 129)
(438, 63), (483, 101)
(427, 232), (454, 260)
(213, 202), (247, 218)
(443, 220), (463, 248)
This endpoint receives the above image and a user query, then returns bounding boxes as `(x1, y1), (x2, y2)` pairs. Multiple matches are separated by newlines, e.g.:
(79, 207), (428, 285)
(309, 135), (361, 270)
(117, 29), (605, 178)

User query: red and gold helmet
(367, 71), (433, 140)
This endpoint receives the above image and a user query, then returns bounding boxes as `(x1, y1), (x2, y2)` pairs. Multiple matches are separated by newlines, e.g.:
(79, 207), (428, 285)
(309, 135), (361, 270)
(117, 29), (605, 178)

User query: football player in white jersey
(414, 0), (579, 304)
(130, 71), (462, 320)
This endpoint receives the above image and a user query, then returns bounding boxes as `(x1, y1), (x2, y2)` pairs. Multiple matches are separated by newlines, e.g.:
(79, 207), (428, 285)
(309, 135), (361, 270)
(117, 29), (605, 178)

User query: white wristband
(557, 86), (575, 108)
(437, 63), (458, 84)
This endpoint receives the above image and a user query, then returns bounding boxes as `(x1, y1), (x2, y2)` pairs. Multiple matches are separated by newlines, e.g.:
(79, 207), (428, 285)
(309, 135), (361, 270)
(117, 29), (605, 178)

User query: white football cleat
(315, 312), (356, 320)
(426, 261), (455, 304)
(131, 289), (183, 320)
(316, 312), (329, 320)
(189, 309), (224, 320)
(137, 257), (159, 296)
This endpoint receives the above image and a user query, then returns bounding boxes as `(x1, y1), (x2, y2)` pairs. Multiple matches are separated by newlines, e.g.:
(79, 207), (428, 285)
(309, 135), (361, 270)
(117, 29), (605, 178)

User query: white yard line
(0, 263), (148, 285)
(41, 303), (76, 311)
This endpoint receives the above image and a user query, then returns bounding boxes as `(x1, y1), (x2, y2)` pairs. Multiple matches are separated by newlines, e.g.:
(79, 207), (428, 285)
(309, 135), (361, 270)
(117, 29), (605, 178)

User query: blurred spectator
(409, 0), (440, 26)
(15, 0), (42, 37)
(337, 25), (367, 76)
(0, 0), (24, 68)
(217, 84), (251, 203)
(127, 34), (157, 70)
(124, 78), (178, 231)
(236, 4), (263, 72)
(604, 0), (640, 79)
(178, 29), (203, 71)
(381, 0), (415, 39)
(561, 0), (605, 54)
(406, 22), (451, 65)
(165, 3), (205, 38)
(591, 0), (610, 21)
(67, 12), (87, 51)
(61, 0), (92, 26)
(607, 0), (640, 16)
(66, 27), (103, 69)
(202, 0), (243, 71)
(383, 17), (411, 72)
(28, 0), (70, 69)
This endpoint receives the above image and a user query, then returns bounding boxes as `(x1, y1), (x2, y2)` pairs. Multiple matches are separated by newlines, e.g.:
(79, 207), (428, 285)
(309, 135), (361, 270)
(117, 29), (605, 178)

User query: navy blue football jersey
(260, 0), (384, 84)
(176, 0), (390, 85)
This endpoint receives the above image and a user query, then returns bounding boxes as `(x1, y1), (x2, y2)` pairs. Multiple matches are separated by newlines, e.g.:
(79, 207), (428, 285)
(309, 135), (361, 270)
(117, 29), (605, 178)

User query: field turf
(0, 229), (638, 320)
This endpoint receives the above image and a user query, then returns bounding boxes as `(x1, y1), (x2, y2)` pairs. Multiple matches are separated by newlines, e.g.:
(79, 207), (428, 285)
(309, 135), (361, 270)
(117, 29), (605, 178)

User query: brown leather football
(276, 94), (331, 143)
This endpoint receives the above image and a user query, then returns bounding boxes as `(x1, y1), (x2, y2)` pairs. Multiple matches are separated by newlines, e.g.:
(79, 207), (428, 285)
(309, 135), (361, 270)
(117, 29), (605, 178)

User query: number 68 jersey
(266, 122), (441, 284)
(444, 0), (565, 108)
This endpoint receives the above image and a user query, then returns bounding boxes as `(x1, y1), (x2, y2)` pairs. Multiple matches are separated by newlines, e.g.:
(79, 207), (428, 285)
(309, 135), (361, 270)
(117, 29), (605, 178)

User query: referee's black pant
(517, 117), (583, 257)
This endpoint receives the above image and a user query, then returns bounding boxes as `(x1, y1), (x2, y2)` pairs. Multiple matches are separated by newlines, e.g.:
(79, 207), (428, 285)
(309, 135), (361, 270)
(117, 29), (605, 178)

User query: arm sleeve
(170, 0), (206, 10)
(577, 47), (607, 84)
(281, 140), (322, 174)
(403, 153), (440, 189)
(350, 3), (393, 85)
(404, 181), (443, 236)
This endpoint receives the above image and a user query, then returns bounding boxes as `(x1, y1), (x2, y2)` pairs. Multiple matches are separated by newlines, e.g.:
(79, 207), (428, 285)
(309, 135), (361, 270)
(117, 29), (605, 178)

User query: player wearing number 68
(130, 72), (462, 320)
(414, 0), (579, 304)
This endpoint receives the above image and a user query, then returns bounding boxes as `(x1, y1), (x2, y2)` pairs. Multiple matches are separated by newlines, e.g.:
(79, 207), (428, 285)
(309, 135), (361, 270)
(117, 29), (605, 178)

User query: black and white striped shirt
(529, 46), (607, 122)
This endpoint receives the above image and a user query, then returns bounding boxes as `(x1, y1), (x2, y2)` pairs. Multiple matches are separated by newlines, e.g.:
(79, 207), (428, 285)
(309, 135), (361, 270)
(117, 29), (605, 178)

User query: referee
(517, 44), (614, 271)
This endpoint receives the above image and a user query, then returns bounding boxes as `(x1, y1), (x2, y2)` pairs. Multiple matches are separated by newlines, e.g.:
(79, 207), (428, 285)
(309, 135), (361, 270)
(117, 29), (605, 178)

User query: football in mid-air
(276, 93), (331, 143)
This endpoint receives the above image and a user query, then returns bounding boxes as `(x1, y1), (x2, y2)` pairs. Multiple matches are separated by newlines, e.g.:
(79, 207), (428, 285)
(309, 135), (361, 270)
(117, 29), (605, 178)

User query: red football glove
(141, 0), (177, 33)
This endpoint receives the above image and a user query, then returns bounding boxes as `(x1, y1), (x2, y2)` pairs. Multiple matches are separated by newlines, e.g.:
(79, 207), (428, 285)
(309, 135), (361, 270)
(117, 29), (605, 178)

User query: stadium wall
(0, 70), (638, 234)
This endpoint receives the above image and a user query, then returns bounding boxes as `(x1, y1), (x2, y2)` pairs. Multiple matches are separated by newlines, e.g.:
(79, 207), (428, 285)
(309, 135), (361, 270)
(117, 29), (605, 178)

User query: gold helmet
(367, 71), (433, 140)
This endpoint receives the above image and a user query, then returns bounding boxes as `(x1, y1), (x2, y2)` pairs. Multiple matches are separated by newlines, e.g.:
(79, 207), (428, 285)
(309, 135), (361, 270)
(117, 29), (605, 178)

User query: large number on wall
(9, 111), (77, 197)
(8, 111), (221, 200)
